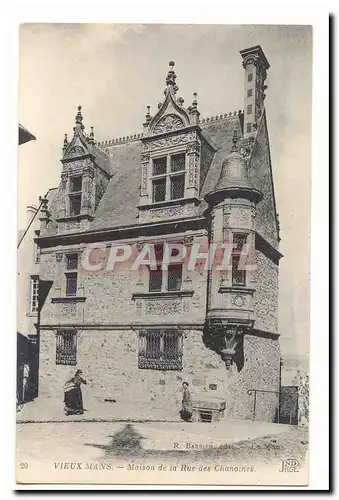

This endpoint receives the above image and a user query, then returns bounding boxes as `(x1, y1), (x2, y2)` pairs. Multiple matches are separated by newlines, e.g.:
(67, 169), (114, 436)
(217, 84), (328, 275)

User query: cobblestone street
(17, 420), (308, 466)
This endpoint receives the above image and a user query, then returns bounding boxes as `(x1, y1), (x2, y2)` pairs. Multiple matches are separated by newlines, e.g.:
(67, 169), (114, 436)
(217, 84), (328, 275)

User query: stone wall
(253, 249), (279, 334)
(38, 232), (279, 422)
(39, 328), (280, 422)
(39, 234), (208, 327)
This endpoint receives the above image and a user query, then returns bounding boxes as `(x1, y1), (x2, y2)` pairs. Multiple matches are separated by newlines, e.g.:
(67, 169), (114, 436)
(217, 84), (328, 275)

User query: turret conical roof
(205, 130), (262, 204)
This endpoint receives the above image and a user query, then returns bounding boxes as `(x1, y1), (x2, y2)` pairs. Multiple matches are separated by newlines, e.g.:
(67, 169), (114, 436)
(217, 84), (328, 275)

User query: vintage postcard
(16, 23), (312, 486)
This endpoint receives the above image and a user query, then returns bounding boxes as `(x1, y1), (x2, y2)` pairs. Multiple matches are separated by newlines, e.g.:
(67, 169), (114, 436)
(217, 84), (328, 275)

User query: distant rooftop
(19, 124), (36, 145)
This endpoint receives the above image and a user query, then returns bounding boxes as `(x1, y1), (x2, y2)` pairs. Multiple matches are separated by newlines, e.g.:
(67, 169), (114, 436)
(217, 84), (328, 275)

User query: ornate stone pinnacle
(165, 60), (178, 94)
(143, 106), (152, 128)
(192, 92), (198, 108)
(89, 126), (95, 144)
(75, 105), (85, 130)
(39, 195), (50, 219)
(231, 130), (238, 152)
(63, 133), (68, 152)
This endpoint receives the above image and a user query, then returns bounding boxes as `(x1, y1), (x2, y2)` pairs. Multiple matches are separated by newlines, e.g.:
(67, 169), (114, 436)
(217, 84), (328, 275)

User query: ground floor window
(56, 329), (77, 365)
(138, 329), (183, 370)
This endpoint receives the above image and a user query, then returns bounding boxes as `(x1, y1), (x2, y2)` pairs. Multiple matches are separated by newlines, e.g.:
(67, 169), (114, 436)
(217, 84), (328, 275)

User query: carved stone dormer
(57, 106), (111, 233)
(139, 62), (203, 223)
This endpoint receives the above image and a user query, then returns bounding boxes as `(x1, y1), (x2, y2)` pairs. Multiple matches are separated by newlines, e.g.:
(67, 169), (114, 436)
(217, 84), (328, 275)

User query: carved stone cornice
(141, 124), (201, 145)
(61, 152), (94, 165)
(132, 290), (194, 300)
(137, 197), (201, 211)
(240, 46), (270, 71)
(51, 297), (86, 303)
(56, 214), (94, 223)
(37, 215), (207, 248)
(242, 53), (261, 69)
(218, 286), (255, 295)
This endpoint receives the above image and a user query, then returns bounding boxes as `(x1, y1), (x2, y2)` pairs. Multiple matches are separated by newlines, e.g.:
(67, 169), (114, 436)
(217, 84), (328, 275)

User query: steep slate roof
(45, 112), (274, 238)
(42, 187), (60, 237)
(199, 115), (242, 214)
(91, 140), (143, 230)
(90, 143), (113, 176)
(90, 115), (242, 231)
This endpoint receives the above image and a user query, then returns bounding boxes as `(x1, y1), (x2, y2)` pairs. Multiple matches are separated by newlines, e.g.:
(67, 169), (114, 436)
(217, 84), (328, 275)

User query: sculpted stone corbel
(203, 322), (245, 371)
(220, 327), (243, 369)
(140, 152), (151, 164)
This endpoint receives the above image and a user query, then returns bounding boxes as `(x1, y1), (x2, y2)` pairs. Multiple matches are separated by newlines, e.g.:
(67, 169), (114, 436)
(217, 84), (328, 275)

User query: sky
(18, 24), (312, 357)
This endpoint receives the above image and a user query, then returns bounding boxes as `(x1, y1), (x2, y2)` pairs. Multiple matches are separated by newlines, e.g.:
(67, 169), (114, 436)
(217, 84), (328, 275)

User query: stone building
(36, 45), (282, 421)
(17, 125), (38, 404)
(17, 205), (40, 403)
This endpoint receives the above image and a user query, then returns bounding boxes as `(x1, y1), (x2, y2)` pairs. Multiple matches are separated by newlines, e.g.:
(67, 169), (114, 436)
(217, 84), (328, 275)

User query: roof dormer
(138, 62), (206, 224)
(56, 106), (111, 233)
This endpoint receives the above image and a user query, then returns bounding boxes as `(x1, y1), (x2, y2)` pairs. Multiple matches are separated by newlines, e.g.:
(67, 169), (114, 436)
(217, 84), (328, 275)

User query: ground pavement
(17, 420), (308, 463)
(17, 397), (180, 423)
(16, 418), (308, 485)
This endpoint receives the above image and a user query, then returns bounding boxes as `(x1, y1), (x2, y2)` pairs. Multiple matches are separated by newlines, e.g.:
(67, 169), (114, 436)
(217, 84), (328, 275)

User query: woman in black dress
(64, 370), (87, 415)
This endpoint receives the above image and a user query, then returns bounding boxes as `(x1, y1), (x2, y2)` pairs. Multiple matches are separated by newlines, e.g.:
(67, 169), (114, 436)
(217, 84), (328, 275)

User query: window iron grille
(138, 330), (183, 370)
(148, 244), (183, 292)
(154, 244), (164, 262)
(66, 272), (78, 296)
(66, 254), (79, 270)
(152, 179), (166, 203)
(232, 255), (246, 286)
(149, 268), (163, 292)
(153, 157), (167, 176)
(30, 277), (39, 313)
(168, 264), (182, 291)
(56, 330), (77, 365)
(70, 176), (82, 193)
(170, 175), (185, 200)
(69, 194), (82, 216)
(233, 234), (247, 252)
(171, 153), (185, 172)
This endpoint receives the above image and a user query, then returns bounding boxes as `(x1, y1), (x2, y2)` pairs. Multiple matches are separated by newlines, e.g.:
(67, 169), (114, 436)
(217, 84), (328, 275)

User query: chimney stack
(240, 45), (270, 138)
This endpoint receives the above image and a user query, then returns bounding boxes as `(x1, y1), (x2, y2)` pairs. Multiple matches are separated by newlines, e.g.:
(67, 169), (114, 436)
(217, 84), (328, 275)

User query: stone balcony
(207, 286), (255, 327)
